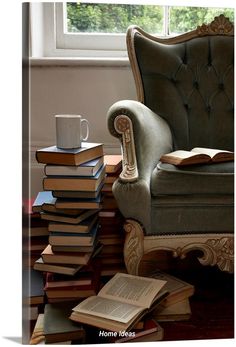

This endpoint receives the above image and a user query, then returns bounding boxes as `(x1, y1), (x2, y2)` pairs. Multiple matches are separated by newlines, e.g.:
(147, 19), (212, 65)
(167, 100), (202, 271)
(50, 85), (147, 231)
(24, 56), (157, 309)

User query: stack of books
(69, 272), (168, 338)
(101, 155), (122, 209)
(68, 271), (194, 344)
(43, 261), (102, 303)
(33, 142), (105, 301)
(30, 302), (86, 344)
(149, 270), (194, 322)
(98, 210), (126, 276)
(23, 198), (49, 268)
(98, 155), (127, 276)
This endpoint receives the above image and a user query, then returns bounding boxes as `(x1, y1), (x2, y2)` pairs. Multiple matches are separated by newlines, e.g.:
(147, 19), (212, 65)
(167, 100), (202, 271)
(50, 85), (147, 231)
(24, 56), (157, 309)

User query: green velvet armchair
(107, 15), (234, 275)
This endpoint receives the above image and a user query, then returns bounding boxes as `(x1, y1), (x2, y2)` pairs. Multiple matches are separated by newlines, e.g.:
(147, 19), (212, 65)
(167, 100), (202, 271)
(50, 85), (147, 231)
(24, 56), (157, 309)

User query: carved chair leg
(123, 219), (144, 275)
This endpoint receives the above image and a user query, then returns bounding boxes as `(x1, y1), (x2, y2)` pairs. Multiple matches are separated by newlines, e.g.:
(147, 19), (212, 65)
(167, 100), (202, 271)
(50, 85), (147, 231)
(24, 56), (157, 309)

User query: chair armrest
(107, 100), (173, 184)
(107, 100), (173, 233)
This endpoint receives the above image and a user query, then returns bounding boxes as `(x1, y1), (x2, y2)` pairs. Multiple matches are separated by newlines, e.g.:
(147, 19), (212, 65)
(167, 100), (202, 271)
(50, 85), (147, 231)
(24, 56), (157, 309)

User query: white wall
(30, 62), (137, 197)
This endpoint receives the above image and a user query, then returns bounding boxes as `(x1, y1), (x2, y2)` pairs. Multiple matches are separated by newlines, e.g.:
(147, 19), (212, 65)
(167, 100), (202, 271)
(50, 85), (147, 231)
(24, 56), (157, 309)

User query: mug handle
(81, 118), (89, 141)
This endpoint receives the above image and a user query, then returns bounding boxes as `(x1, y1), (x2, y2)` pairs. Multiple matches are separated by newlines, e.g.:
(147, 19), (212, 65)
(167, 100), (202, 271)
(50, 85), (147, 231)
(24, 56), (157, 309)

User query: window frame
(31, 2), (168, 59)
(56, 3), (127, 53)
(30, 2), (234, 60)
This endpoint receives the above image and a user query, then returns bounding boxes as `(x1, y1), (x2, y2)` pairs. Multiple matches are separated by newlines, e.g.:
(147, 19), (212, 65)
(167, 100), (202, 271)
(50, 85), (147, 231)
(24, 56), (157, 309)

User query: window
(30, 1), (234, 59)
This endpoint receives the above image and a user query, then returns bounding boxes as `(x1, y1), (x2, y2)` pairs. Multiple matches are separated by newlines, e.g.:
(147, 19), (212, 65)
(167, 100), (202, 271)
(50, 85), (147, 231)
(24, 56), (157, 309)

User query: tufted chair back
(127, 15), (234, 151)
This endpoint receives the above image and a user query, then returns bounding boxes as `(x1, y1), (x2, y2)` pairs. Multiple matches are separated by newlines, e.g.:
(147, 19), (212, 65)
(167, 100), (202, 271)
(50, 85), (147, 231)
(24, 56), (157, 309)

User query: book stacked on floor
(149, 270), (194, 321)
(33, 143), (105, 301)
(98, 155), (127, 276)
(98, 210), (126, 276)
(30, 302), (86, 344)
(101, 155), (122, 209)
(88, 319), (163, 344)
(113, 319), (164, 343)
(32, 191), (100, 277)
(70, 272), (168, 334)
(23, 268), (45, 330)
(23, 198), (49, 268)
(43, 260), (102, 303)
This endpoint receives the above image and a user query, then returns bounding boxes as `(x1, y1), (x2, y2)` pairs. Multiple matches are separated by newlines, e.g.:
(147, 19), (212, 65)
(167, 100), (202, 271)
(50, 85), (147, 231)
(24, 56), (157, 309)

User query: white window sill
(30, 57), (130, 67)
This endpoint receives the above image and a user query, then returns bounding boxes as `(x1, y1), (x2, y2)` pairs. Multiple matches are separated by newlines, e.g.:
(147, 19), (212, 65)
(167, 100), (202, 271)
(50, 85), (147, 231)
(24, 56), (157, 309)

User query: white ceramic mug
(55, 115), (89, 149)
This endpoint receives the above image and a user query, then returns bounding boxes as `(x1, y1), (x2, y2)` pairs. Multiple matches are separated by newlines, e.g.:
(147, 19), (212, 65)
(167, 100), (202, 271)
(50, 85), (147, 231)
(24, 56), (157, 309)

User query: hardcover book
(49, 224), (98, 246)
(27, 268), (45, 305)
(40, 209), (97, 224)
(41, 244), (96, 265)
(55, 195), (102, 210)
(150, 270), (194, 307)
(114, 319), (164, 343)
(52, 181), (103, 199)
(104, 154), (122, 173)
(32, 191), (54, 213)
(44, 272), (92, 289)
(44, 302), (86, 343)
(36, 142), (104, 166)
(34, 257), (83, 276)
(30, 314), (72, 345)
(30, 313), (45, 344)
(152, 299), (192, 321)
(70, 272), (168, 332)
(30, 226), (49, 237)
(45, 156), (104, 176)
(44, 265), (101, 300)
(160, 147), (234, 166)
(48, 214), (98, 234)
(43, 165), (105, 192)
(33, 191), (80, 215)
(51, 240), (99, 253)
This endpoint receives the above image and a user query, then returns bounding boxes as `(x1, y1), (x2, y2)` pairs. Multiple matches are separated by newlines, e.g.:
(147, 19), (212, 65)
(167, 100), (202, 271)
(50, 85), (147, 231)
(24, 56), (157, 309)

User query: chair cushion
(148, 161), (234, 235)
(151, 161), (234, 196)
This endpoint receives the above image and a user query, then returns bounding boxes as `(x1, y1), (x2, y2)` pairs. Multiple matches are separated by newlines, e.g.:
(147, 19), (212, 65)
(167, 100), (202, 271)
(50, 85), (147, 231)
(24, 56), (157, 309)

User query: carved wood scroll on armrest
(114, 115), (138, 182)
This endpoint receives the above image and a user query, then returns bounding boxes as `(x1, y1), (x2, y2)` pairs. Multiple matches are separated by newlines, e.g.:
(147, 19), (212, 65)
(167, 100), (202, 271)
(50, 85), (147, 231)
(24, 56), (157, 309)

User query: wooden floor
(162, 268), (234, 341)
(140, 251), (234, 341)
(85, 253), (234, 344)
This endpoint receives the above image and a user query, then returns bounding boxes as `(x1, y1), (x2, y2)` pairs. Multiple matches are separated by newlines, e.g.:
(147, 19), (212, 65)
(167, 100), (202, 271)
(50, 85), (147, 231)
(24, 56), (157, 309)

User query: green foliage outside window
(66, 2), (234, 35)
(170, 7), (234, 34)
(67, 3), (163, 34)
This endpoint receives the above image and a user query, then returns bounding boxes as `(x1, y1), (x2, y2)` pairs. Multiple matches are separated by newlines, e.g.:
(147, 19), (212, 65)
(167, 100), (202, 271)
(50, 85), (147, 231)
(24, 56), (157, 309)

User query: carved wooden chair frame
(113, 15), (234, 275)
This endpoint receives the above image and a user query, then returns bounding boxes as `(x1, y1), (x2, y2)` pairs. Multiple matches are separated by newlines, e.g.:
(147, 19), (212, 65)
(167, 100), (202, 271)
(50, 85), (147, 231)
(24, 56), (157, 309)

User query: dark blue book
(52, 181), (104, 199)
(45, 156), (104, 177)
(32, 191), (54, 213)
(55, 195), (102, 210)
(49, 224), (99, 246)
(48, 213), (98, 234)
(33, 191), (87, 216)
(43, 165), (105, 192)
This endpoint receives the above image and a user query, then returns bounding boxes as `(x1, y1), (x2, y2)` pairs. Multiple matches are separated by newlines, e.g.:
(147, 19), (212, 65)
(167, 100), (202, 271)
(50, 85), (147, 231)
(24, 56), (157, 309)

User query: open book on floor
(160, 147), (234, 166)
(70, 272), (168, 332)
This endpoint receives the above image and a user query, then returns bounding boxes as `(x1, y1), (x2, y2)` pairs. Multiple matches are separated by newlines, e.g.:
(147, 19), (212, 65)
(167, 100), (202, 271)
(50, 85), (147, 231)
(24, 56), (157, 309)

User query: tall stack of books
(30, 302), (86, 344)
(98, 155), (127, 276)
(33, 142), (105, 302)
(22, 199), (49, 334)
(23, 198), (49, 269)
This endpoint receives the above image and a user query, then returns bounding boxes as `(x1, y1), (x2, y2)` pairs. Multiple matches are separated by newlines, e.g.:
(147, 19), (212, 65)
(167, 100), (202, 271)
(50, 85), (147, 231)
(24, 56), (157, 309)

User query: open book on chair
(69, 272), (168, 332)
(160, 147), (234, 166)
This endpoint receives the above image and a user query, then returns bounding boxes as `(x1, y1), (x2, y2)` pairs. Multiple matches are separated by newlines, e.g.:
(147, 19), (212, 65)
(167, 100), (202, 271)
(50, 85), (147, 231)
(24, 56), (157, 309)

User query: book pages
(72, 296), (143, 323)
(98, 273), (166, 307)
